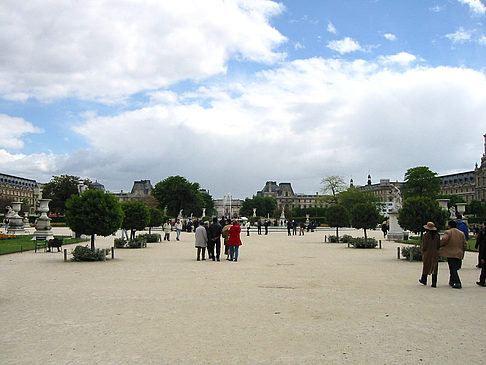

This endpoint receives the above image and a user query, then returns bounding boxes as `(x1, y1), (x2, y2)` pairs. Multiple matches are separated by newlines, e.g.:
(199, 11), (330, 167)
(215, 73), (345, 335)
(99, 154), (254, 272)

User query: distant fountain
(32, 199), (54, 241)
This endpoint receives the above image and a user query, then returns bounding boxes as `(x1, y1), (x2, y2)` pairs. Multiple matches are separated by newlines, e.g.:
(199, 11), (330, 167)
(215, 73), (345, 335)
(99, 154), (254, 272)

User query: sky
(1, 0), (486, 199)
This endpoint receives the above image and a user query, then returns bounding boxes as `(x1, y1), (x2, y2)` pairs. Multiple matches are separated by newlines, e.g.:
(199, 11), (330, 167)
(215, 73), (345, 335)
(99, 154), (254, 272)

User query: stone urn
(33, 199), (54, 241)
(6, 202), (29, 235)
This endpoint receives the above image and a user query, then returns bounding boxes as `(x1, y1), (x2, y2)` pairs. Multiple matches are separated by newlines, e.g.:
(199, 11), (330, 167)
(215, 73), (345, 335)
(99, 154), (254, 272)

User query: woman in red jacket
(227, 220), (242, 261)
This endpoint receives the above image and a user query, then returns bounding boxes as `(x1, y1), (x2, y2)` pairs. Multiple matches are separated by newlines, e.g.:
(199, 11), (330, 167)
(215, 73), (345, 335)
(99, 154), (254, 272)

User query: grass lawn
(0, 235), (88, 255)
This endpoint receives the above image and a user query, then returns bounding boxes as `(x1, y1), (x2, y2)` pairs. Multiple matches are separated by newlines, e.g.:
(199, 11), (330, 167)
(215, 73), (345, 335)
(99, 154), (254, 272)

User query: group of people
(419, 214), (485, 289)
(195, 218), (242, 262)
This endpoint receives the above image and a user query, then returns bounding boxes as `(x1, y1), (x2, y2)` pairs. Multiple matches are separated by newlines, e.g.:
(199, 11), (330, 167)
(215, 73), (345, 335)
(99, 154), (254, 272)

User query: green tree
(338, 186), (377, 215)
(148, 207), (163, 234)
(403, 166), (441, 199)
(65, 190), (123, 251)
(320, 175), (347, 204)
(466, 200), (486, 217)
(326, 204), (350, 242)
(121, 201), (150, 239)
(198, 192), (215, 217)
(152, 176), (203, 217)
(351, 202), (380, 241)
(42, 175), (93, 214)
(240, 196), (277, 218)
(398, 196), (449, 235)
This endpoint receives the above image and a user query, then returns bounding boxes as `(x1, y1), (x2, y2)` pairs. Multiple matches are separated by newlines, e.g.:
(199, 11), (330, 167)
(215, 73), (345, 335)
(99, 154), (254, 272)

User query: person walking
(227, 220), (242, 261)
(299, 222), (305, 236)
(419, 222), (440, 287)
(264, 220), (269, 235)
(175, 219), (182, 241)
(222, 219), (232, 260)
(292, 220), (297, 235)
(245, 221), (251, 236)
(476, 222), (486, 286)
(381, 221), (389, 238)
(257, 220), (262, 235)
(208, 217), (222, 261)
(195, 223), (208, 261)
(163, 220), (171, 241)
(440, 220), (467, 289)
(286, 220), (292, 236)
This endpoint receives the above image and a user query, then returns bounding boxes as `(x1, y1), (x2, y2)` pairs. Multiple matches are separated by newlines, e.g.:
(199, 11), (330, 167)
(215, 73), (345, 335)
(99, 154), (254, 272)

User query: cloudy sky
(1, 0), (486, 199)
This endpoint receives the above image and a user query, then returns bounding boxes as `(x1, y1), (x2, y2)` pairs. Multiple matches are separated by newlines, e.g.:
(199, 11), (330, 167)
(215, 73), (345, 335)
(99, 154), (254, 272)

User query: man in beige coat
(440, 220), (467, 289)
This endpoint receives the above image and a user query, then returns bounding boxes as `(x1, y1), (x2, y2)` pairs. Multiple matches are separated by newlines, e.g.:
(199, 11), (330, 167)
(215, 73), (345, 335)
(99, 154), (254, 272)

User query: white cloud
(384, 33), (397, 41)
(479, 35), (486, 44)
(327, 22), (337, 34)
(458, 0), (486, 15)
(379, 52), (417, 66)
(2, 57), (486, 197)
(0, 0), (286, 103)
(327, 37), (362, 54)
(42, 59), (486, 196)
(0, 114), (43, 149)
(446, 27), (473, 43)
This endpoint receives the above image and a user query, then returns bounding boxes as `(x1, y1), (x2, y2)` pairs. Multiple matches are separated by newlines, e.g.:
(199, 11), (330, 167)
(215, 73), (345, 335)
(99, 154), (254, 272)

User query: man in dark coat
(207, 217), (222, 261)
(476, 222), (486, 286)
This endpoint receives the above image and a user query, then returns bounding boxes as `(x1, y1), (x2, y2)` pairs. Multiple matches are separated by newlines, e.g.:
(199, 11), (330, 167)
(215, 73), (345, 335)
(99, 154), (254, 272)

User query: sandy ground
(1, 227), (485, 364)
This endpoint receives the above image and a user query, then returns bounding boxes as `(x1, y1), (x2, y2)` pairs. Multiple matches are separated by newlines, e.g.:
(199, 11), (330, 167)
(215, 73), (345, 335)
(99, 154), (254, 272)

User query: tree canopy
(121, 200), (150, 238)
(65, 190), (123, 250)
(326, 204), (350, 241)
(42, 175), (93, 214)
(403, 166), (441, 199)
(152, 176), (210, 218)
(239, 196), (278, 218)
(337, 186), (377, 214)
(351, 202), (380, 240)
(398, 196), (448, 234)
(320, 175), (347, 204)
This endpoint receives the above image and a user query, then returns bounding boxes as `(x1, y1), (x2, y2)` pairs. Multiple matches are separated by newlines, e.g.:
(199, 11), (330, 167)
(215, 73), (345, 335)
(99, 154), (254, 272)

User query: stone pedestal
(6, 202), (29, 236)
(387, 212), (408, 241)
(32, 199), (54, 241)
(23, 212), (30, 229)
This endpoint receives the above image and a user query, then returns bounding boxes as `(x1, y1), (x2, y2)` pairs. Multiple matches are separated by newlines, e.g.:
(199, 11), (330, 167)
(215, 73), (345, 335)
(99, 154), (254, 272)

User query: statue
(253, 208), (257, 217)
(389, 185), (402, 212)
(449, 206), (456, 219)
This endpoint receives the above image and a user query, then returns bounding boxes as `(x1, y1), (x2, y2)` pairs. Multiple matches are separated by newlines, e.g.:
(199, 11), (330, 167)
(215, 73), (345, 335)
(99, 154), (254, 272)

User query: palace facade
(0, 173), (40, 214)
(256, 181), (321, 209)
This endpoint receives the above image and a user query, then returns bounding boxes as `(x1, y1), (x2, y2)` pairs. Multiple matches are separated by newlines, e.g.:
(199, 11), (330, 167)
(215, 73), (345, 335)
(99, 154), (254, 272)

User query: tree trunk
(336, 227), (339, 242)
(149, 227), (152, 234)
(90, 234), (95, 251)
(364, 229), (368, 242)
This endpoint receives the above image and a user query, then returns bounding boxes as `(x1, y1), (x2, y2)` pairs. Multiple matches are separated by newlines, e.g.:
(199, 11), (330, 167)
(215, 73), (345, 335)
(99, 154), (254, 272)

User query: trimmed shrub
(138, 233), (161, 243)
(341, 234), (353, 243)
(352, 237), (378, 248)
(328, 235), (339, 243)
(114, 238), (127, 248)
(127, 237), (147, 248)
(71, 245), (107, 261)
(401, 245), (422, 261)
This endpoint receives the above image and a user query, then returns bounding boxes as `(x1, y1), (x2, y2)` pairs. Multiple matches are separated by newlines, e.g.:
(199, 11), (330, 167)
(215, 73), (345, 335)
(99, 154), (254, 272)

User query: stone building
(0, 173), (40, 214)
(359, 176), (405, 216)
(360, 133), (486, 205)
(256, 181), (320, 209)
(112, 180), (153, 202)
(214, 198), (243, 218)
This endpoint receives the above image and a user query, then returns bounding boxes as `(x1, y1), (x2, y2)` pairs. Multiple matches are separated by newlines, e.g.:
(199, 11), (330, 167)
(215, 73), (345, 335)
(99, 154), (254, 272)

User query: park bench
(34, 237), (47, 253)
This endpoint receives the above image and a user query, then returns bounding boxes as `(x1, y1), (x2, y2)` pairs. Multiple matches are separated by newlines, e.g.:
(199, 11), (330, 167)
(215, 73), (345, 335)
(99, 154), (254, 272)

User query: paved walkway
(1, 228), (484, 364)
